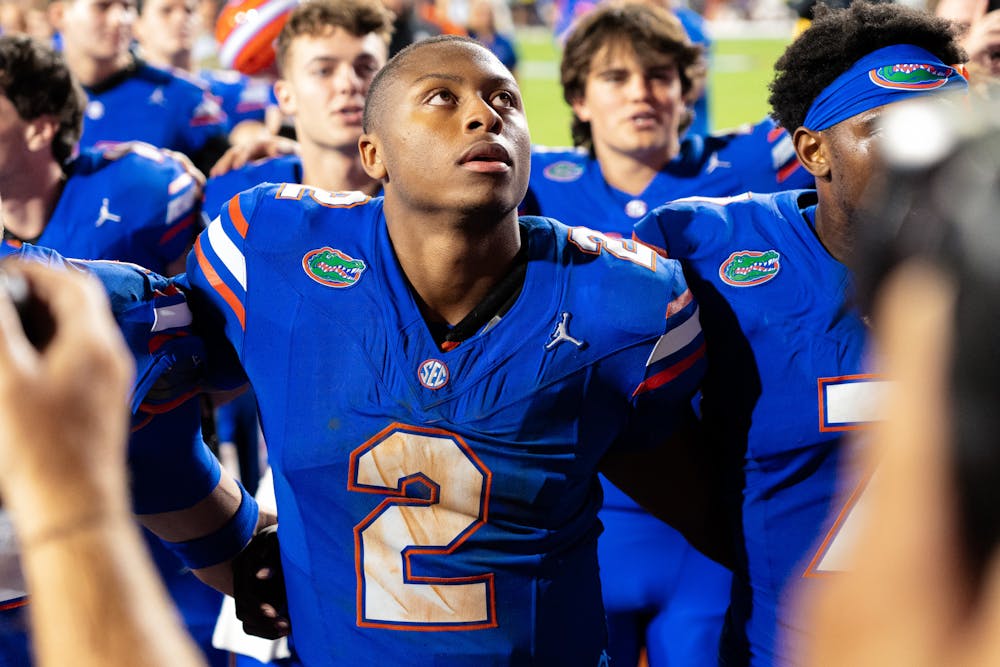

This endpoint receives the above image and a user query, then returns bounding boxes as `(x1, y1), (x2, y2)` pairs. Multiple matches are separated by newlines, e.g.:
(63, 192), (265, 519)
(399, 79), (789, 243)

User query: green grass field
(515, 28), (791, 146)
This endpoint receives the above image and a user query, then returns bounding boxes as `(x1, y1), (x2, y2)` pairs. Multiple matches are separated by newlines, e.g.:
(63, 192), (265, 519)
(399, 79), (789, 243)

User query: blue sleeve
(73, 259), (208, 417)
(128, 399), (222, 514)
(180, 187), (271, 390)
(180, 84), (229, 156)
(129, 149), (204, 270)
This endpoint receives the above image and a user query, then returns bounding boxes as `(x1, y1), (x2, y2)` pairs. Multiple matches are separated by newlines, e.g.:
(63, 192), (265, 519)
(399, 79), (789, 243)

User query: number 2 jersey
(634, 190), (871, 666)
(184, 184), (707, 666)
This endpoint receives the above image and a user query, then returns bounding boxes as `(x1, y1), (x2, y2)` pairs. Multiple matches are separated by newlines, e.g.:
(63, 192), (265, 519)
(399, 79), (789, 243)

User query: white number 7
(348, 424), (497, 629)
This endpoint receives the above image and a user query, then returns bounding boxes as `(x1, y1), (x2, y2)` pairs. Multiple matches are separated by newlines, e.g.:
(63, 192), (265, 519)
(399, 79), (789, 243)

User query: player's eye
(427, 89), (458, 106)
(598, 70), (629, 84)
(491, 90), (518, 109)
(648, 67), (676, 83)
(355, 60), (379, 81)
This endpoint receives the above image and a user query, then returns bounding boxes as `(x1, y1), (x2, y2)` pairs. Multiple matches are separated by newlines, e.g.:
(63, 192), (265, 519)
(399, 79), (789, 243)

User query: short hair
(275, 0), (394, 76)
(0, 34), (85, 166)
(560, 2), (704, 152)
(363, 34), (484, 134)
(768, 2), (966, 132)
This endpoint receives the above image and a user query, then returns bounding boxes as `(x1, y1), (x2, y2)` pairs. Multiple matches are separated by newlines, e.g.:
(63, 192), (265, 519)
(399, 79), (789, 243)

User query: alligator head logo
(302, 247), (367, 288)
(869, 63), (956, 90)
(719, 250), (780, 286)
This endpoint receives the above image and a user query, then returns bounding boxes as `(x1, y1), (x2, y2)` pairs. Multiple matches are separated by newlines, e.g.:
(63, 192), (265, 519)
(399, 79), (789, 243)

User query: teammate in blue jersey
(0, 232), (222, 667)
(0, 35), (200, 275)
(552, 0), (714, 136)
(524, 3), (812, 235)
(523, 7), (806, 665)
(0, 33), (244, 667)
(204, 0), (392, 218)
(632, 4), (969, 665)
(48, 0), (229, 172)
(0, 259), (212, 667)
(133, 0), (276, 140)
(174, 36), (722, 666)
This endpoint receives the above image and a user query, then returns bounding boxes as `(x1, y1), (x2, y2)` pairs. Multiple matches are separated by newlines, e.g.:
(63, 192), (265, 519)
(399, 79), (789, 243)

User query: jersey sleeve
(179, 83), (229, 156)
(596, 259), (706, 451)
(182, 186), (268, 389)
(128, 398), (222, 515)
(748, 117), (814, 191)
(71, 259), (207, 421)
(633, 193), (749, 260)
(132, 148), (204, 270)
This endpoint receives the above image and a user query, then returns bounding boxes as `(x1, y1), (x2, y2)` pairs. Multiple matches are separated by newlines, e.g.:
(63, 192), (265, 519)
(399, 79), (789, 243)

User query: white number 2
(348, 424), (496, 630)
(803, 375), (888, 576)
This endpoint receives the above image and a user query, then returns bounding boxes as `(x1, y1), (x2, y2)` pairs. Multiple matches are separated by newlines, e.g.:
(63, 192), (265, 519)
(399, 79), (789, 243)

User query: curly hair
(768, 2), (966, 132)
(560, 2), (704, 152)
(0, 34), (85, 167)
(275, 0), (395, 76)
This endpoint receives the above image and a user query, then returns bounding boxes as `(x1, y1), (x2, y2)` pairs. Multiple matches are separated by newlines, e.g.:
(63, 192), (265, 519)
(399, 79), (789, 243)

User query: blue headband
(803, 44), (968, 131)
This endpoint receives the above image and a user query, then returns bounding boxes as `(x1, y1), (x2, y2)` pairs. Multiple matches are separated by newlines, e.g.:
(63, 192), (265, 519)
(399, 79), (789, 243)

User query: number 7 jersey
(184, 184), (706, 666)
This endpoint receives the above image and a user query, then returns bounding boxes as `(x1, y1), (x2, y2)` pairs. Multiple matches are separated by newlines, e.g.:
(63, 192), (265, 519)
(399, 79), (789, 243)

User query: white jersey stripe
(152, 302), (193, 333)
(206, 216), (247, 291)
(645, 305), (701, 367)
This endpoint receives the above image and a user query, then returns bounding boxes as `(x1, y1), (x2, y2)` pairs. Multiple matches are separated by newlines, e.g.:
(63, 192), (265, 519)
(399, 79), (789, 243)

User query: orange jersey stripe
(228, 196), (249, 238)
(194, 236), (246, 329)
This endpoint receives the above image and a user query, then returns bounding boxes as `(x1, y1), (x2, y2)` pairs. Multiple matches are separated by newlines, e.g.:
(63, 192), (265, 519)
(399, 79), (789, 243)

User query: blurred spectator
(383, 0), (442, 55)
(467, 0), (517, 74)
(935, 0), (1000, 96)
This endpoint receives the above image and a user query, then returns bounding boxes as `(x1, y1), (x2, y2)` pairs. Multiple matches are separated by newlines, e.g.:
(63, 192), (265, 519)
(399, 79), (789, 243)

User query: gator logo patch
(869, 63), (955, 90)
(302, 247), (367, 288)
(719, 250), (780, 286)
(543, 161), (584, 182)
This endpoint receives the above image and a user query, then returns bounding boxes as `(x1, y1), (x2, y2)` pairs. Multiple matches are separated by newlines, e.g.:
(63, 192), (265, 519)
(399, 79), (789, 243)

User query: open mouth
(459, 142), (512, 172)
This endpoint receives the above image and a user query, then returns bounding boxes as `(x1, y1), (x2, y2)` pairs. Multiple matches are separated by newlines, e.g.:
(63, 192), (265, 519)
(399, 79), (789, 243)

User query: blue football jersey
(524, 117), (813, 235)
(203, 154), (302, 220)
(38, 144), (201, 274)
(80, 59), (227, 157)
(634, 191), (871, 666)
(0, 241), (215, 666)
(184, 183), (706, 665)
(198, 69), (272, 132)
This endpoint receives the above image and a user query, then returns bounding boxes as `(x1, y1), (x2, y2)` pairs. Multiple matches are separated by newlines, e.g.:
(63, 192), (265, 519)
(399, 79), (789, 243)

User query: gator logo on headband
(868, 63), (954, 90)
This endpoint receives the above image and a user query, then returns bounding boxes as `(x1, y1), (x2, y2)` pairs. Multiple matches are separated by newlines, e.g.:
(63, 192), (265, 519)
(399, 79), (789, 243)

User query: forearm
(20, 513), (206, 667)
(8, 469), (205, 667)
(139, 471), (262, 596)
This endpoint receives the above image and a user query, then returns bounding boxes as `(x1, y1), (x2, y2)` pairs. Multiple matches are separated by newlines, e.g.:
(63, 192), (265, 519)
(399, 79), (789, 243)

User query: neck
(142, 48), (192, 72)
(1, 160), (66, 241)
(382, 198), (522, 326)
(593, 142), (676, 195)
(66, 48), (133, 87)
(812, 197), (851, 265)
(300, 143), (380, 195)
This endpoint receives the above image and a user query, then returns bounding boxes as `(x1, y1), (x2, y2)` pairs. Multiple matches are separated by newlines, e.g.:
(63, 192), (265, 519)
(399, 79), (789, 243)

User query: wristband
(165, 482), (259, 570)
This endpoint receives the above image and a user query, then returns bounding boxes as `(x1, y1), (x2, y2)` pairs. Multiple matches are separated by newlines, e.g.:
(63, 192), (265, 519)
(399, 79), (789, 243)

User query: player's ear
(273, 79), (296, 117)
(24, 116), (57, 154)
(793, 127), (830, 179)
(359, 133), (386, 180)
(570, 95), (592, 123)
